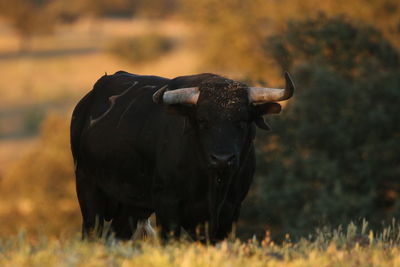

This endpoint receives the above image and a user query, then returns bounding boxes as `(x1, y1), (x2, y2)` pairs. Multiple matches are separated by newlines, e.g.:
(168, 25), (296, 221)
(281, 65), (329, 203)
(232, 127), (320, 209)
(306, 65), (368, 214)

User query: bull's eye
(238, 121), (247, 129)
(198, 118), (209, 129)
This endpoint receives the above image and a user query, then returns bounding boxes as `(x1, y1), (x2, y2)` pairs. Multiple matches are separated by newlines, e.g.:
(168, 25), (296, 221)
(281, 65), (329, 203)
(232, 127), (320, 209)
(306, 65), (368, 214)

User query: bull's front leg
(153, 184), (182, 240)
(215, 201), (241, 241)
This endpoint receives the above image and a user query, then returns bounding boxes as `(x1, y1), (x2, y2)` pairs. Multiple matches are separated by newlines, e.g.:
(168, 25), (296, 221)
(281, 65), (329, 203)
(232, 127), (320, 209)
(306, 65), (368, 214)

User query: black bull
(70, 71), (294, 241)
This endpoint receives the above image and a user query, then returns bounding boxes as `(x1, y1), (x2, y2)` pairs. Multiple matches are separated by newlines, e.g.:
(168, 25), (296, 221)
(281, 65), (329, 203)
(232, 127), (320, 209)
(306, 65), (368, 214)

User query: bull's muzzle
(209, 153), (237, 168)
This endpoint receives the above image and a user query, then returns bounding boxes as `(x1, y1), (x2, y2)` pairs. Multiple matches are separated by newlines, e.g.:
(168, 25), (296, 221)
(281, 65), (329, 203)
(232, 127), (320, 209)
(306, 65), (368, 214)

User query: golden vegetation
(0, 3), (399, 267)
(1, 222), (400, 267)
(0, 114), (79, 237)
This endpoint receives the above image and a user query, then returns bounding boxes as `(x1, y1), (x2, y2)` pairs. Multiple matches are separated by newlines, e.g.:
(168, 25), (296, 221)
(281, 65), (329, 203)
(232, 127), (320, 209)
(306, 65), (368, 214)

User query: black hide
(70, 71), (282, 241)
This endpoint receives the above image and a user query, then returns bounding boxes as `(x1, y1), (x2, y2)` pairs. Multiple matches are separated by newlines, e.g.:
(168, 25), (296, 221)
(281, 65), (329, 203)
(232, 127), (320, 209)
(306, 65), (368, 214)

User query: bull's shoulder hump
(88, 73), (168, 100)
(169, 73), (223, 88)
(112, 71), (170, 84)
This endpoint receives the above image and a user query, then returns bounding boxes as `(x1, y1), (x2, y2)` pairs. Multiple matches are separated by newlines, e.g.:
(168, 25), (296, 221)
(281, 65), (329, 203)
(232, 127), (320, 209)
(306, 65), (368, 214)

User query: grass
(1, 222), (400, 267)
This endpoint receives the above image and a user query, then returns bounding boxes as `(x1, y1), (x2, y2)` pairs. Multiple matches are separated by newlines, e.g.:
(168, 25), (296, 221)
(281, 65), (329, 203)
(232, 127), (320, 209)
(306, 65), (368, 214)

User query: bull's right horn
(248, 72), (295, 103)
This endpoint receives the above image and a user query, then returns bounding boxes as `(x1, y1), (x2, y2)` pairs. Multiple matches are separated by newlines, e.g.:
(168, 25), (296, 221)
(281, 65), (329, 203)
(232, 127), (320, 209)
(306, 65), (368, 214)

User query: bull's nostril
(209, 153), (236, 166)
(210, 154), (219, 166)
(210, 154), (218, 161)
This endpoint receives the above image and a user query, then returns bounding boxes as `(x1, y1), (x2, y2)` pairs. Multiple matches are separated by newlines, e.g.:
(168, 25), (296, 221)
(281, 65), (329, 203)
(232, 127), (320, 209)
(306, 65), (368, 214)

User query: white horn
(248, 72), (295, 103)
(162, 87), (200, 105)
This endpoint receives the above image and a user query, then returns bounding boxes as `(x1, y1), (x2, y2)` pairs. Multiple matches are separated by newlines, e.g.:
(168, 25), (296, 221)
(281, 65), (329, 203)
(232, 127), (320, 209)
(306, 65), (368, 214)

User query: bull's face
(153, 72), (294, 173)
(194, 81), (250, 175)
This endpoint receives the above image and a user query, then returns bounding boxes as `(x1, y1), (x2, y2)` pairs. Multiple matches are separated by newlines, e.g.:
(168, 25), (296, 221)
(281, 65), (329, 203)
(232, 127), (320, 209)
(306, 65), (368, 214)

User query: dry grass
(0, 138), (37, 173)
(1, 222), (400, 267)
(0, 114), (79, 237)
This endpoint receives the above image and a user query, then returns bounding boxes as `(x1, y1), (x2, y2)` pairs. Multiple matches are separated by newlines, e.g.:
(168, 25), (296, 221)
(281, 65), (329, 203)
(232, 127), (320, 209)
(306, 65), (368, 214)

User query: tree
(180, 0), (400, 83)
(241, 14), (400, 239)
(0, 0), (56, 52)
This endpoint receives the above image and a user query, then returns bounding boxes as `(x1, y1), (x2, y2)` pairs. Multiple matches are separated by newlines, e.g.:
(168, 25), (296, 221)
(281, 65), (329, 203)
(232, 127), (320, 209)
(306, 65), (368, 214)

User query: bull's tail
(70, 74), (109, 166)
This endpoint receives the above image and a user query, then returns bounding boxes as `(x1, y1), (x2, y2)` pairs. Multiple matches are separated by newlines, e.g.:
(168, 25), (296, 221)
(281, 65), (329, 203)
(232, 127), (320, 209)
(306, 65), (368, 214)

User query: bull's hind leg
(76, 169), (107, 239)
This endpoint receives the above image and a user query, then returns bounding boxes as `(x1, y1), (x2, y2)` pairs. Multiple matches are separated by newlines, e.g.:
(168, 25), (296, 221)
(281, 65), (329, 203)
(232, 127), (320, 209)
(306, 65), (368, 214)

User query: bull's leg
(154, 193), (181, 240)
(215, 201), (240, 241)
(110, 205), (135, 240)
(76, 170), (106, 240)
(110, 216), (135, 240)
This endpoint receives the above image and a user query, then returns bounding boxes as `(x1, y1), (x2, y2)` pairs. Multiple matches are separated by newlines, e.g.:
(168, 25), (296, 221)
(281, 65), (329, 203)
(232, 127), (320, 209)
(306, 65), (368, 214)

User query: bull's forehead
(197, 80), (249, 119)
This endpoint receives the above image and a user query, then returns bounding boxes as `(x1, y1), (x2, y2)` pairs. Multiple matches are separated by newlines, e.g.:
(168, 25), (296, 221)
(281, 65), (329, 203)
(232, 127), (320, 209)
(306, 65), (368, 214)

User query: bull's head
(153, 72), (294, 239)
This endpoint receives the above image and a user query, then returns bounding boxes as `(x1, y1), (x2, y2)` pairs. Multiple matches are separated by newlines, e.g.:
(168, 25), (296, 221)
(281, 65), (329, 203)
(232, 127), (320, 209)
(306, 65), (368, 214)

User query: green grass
(1, 222), (400, 267)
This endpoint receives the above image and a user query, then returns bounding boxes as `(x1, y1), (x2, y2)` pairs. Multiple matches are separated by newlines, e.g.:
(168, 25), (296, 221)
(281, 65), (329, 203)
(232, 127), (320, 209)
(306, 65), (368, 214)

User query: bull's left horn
(152, 85), (168, 104)
(162, 87), (200, 105)
(248, 72), (295, 103)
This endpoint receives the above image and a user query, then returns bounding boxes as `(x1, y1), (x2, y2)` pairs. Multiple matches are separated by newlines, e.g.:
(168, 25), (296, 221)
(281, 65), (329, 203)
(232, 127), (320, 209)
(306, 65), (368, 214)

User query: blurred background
(0, 0), (399, 241)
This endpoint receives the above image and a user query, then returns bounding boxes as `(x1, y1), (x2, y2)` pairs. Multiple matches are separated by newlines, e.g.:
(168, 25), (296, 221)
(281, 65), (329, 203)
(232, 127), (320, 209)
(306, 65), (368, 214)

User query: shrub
(23, 107), (45, 135)
(106, 33), (175, 64)
(241, 14), (400, 239)
(0, 113), (79, 237)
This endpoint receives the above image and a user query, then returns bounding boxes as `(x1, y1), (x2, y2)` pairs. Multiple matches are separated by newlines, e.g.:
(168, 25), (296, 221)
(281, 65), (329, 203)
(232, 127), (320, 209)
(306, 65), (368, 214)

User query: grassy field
(1, 222), (399, 267)
(1, 13), (399, 267)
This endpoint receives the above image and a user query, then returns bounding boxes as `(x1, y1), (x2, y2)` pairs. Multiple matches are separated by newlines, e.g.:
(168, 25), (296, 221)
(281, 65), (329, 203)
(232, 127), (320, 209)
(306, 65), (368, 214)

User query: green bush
(23, 107), (45, 135)
(241, 14), (400, 239)
(106, 33), (175, 64)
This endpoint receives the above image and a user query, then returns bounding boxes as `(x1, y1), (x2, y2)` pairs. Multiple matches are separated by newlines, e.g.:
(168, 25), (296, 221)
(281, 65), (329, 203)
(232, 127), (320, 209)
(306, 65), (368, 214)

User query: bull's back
(70, 79), (99, 163)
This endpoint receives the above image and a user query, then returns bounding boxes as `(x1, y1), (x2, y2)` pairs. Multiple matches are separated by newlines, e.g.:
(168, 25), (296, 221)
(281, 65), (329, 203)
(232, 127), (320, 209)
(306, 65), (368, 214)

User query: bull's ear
(252, 103), (281, 131)
(252, 102), (281, 116)
(254, 117), (271, 130)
